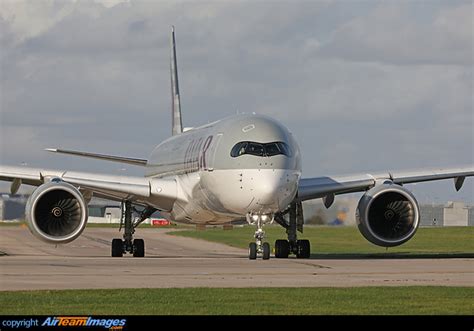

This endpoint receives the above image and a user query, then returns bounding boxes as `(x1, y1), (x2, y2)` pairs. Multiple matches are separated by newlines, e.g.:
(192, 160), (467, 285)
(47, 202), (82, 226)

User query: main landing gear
(111, 201), (156, 258)
(273, 201), (311, 259)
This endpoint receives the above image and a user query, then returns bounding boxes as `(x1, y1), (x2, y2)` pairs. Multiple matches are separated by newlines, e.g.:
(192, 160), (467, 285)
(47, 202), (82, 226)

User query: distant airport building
(469, 207), (474, 226)
(87, 199), (122, 223)
(0, 194), (27, 221)
(419, 204), (445, 227)
(78, 197), (163, 224)
(443, 201), (470, 226)
(418, 201), (472, 227)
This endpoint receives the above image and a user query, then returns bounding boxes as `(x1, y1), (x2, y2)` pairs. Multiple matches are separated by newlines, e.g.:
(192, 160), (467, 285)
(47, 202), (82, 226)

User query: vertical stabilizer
(170, 26), (183, 136)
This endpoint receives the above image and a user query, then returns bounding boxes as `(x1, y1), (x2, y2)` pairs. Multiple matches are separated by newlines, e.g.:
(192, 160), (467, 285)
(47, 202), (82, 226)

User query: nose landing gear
(247, 213), (272, 260)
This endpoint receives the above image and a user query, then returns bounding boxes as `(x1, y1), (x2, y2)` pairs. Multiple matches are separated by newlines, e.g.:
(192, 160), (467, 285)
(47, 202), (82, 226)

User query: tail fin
(170, 26), (183, 136)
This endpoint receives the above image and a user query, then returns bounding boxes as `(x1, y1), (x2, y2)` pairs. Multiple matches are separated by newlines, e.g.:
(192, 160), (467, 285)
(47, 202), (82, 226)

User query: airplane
(1, 27), (472, 260)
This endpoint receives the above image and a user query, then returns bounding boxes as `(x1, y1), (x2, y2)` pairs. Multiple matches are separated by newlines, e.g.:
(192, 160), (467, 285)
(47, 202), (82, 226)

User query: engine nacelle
(356, 183), (419, 247)
(26, 181), (88, 244)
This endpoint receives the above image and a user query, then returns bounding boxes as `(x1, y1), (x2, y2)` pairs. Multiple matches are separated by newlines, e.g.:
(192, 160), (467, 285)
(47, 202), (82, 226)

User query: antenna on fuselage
(170, 26), (183, 136)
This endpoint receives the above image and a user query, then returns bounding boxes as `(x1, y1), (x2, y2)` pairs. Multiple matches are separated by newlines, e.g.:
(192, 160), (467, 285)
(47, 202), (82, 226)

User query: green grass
(0, 221), (26, 226)
(169, 226), (474, 257)
(1, 287), (472, 315)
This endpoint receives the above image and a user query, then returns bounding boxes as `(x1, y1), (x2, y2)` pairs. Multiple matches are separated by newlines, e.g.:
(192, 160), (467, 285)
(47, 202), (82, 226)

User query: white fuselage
(144, 114), (302, 224)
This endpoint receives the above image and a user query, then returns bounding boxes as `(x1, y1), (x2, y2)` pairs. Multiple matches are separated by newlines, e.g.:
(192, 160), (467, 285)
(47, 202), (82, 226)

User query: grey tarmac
(0, 227), (472, 291)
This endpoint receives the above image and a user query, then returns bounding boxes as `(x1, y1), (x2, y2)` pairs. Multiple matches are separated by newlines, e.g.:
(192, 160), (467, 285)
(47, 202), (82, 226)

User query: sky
(0, 0), (473, 204)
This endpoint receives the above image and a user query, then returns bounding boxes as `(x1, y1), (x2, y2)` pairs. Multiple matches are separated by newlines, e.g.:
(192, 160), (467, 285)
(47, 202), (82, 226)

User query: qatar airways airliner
(1, 27), (472, 260)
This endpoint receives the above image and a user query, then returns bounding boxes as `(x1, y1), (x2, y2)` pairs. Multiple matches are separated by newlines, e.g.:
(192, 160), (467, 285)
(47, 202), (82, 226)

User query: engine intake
(356, 183), (419, 247)
(26, 181), (88, 244)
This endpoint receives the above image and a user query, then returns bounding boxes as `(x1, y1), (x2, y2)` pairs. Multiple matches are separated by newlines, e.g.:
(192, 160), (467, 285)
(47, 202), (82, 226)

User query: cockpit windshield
(230, 141), (291, 157)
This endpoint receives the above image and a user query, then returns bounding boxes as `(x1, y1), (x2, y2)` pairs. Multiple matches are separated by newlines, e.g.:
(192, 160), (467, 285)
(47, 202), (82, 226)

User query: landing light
(261, 215), (268, 221)
(252, 215), (259, 222)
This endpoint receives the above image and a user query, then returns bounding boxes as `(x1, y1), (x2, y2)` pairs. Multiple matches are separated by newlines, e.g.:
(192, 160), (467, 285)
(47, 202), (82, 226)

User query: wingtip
(45, 148), (57, 152)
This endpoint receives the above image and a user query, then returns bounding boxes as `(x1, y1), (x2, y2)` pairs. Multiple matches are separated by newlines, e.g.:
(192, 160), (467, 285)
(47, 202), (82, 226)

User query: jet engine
(356, 183), (419, 247)
(26, 181), (88, 244)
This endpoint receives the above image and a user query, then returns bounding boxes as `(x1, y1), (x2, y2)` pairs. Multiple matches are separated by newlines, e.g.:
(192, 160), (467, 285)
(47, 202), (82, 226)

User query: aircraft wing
(297, 166), (474, 202)
(0, 165), (177, 211)
(45, 148), (148, 166)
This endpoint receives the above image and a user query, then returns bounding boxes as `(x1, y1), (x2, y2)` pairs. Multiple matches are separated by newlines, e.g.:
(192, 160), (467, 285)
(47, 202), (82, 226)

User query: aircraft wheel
(111, 239), (123, 257)
(296, 239), (311, 259)
(248, 243), (257, 260)
(133, 239), (145, 257)
(262, 242), (271, 260)
(275, 239), (290, 258)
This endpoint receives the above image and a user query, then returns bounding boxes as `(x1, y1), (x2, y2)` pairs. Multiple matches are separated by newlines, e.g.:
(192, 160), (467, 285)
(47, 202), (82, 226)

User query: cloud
(317, 2), (473, 66)
(0, 1), (472, 203)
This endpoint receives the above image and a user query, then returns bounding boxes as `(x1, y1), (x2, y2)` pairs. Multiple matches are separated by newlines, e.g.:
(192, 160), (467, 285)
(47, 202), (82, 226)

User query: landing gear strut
(111, 201), (156, 257)
(247, 214), (271, 260)
(274, 201), (311, 259)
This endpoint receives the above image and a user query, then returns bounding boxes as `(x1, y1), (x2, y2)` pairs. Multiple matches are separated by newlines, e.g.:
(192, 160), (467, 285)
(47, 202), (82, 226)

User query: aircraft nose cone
(202, 169), (299, 215)
(254, 176), (282, 205)
(248, 170), (298, 212)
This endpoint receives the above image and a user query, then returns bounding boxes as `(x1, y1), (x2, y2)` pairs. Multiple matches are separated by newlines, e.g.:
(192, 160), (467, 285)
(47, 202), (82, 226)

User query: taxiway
(0, 227), (472, 290)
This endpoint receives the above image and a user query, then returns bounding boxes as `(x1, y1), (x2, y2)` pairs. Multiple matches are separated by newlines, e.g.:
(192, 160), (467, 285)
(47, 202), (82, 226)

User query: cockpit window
(247, 142), (264, 156)
(230, 141), (291, 157)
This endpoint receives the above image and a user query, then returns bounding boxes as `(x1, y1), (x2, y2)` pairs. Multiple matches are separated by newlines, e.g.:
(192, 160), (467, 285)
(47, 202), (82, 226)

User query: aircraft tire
(262, 242), (271, 260)
(296, 239), (311, 259)
(111, 239), (123, 257)
(133, 239), (145, 257)
(248, 243), (257, 260)
(274, 239), (290, 258)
